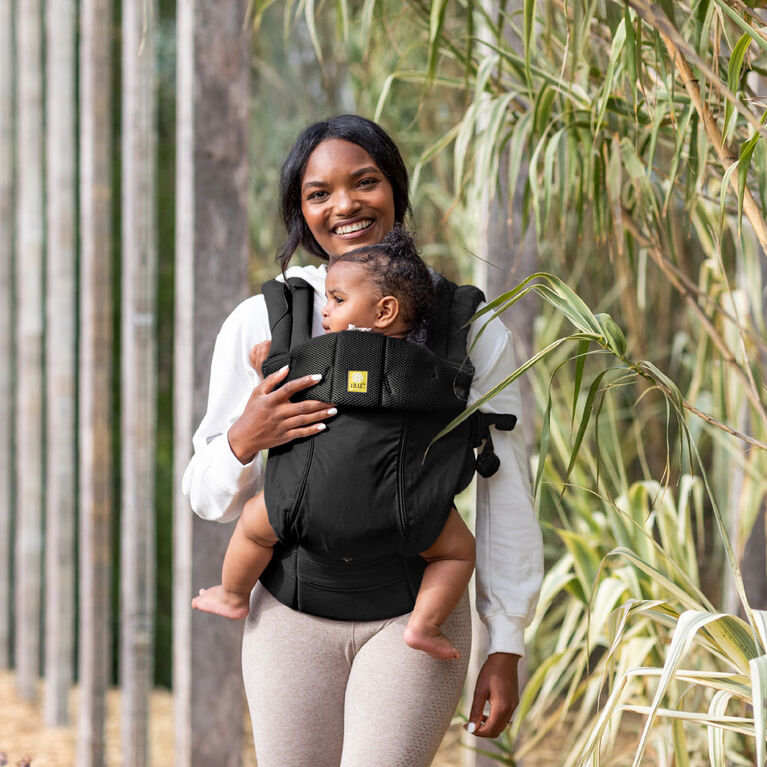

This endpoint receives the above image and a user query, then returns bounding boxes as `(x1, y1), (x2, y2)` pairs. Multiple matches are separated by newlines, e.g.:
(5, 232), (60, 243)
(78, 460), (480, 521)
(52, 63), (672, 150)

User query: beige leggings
(241, 583), (471, 767)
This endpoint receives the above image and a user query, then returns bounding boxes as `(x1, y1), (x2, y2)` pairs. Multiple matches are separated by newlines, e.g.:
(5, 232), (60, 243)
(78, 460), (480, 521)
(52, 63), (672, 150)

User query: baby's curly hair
(329, 226), (433, 331)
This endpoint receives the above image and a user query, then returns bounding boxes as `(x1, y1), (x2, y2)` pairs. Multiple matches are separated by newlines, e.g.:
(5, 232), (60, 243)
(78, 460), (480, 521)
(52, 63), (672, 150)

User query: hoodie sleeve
(181, 295), (269, 524)
(467, 308), (543, 656)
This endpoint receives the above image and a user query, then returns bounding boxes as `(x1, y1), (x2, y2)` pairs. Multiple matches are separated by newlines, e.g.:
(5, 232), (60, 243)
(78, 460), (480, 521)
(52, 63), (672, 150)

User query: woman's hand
(227, 363), (336, 464)
(465, 652), (520, 738)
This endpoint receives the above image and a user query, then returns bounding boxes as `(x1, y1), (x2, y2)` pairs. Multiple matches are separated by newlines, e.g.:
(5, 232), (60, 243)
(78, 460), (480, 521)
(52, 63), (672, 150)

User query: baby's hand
(249, 340), (271, 378)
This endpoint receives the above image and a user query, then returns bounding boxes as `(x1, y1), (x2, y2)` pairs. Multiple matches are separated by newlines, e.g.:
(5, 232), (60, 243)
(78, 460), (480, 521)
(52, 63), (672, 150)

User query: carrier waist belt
(260, 543), (427, 622)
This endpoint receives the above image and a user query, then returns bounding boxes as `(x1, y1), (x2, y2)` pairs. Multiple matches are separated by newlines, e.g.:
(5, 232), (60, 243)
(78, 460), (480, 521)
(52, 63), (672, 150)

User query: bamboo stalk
(77, 0), (113, 763)
(0, 0), (15, 672)
(14, 0), (44, 704)
(44, 0), (78, 726)
(121, 1), (157, 764)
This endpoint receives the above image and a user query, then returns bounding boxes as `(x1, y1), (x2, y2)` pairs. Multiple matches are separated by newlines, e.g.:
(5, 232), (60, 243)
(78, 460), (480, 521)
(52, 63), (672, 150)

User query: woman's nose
(333, 187), (359, 215)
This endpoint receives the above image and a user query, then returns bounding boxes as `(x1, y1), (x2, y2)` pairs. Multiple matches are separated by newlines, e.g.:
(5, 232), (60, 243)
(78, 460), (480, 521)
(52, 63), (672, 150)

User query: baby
(192, 227), (476, 661)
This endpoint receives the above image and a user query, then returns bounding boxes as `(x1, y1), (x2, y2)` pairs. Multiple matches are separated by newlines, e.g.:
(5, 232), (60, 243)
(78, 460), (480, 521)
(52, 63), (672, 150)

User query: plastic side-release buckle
(471, 412), (518, 478)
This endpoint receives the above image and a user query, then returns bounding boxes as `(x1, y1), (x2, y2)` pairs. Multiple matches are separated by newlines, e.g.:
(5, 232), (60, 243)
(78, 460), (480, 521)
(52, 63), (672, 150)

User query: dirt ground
(4, 669), (631, 765)
(0, 670), (468, 766)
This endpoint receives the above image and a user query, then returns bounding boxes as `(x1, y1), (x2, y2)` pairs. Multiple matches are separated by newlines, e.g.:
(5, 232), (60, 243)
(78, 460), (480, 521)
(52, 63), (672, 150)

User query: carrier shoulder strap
(427, 275), (485, 364)
(262, 277), (315, 357)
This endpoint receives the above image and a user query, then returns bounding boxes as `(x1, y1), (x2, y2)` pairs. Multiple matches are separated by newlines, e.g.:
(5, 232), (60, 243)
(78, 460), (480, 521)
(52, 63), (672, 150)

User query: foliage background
(138, 0), (767, 762)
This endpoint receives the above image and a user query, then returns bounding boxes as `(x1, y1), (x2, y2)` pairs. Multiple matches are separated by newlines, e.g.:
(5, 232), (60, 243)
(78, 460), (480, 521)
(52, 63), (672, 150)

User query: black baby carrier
(258, 274), (516, 621)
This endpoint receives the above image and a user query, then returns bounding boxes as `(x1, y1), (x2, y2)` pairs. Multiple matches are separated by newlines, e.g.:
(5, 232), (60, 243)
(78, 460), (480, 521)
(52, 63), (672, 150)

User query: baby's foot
(403, 622), (461, 660)
(191, 585), (249, 620)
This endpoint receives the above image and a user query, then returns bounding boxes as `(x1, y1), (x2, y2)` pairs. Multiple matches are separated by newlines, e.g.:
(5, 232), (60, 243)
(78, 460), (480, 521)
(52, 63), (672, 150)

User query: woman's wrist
(228, 421), (257, 465)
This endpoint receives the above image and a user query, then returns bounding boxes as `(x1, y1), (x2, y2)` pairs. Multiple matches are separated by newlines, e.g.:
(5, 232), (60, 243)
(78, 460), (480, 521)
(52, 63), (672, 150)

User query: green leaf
(664, 105), (694, 213)
(571, 339), (590, 429)
(427, 0), (450, 81)
(301, 0), (324, 66)
(594, 18), (627, 136)
(749, 655), (767, 767)
(719, 158), (740, 237)
(632, 611), (730, 767)
(523, 0), (537, 94)
(712, 0), (767, 53)
(534, 85), (557, 137)
(723, 33), (753, 142)
(565, 370), (609, 487)
(737, 132), (760, 235)
(755, 135), (767, 214)
(623, 6), (638, 111)
(595, 313), (627, 357)
(557, 529), (602, 601)
(535, 390), (553, 496)
(707, 689), (731, 765)
(359, 0), (377, 51)
(672, 716), (690, 767)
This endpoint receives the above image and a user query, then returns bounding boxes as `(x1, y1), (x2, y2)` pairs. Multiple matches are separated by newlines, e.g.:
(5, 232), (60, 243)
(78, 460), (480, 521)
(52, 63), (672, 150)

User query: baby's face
(322, 261), (381, 333)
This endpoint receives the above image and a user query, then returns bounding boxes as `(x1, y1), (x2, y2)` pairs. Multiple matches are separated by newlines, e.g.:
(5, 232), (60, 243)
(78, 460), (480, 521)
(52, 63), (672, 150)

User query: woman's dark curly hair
(329, 226), (433, 331)
(278, 115), (411, 270)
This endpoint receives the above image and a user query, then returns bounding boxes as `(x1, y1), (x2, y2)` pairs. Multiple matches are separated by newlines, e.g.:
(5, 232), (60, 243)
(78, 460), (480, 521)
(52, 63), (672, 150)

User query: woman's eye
(358, 178), (377, 188)
(307, 189), (328, 201)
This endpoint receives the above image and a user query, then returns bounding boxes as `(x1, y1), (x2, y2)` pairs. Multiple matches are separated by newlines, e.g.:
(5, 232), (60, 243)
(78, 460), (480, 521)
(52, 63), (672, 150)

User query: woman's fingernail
(279, 365), (289, 373)
(316, 423), (326, 431)
(311, 374), (322, 381)
(327, 408), (338, 416)
(467, 722), (476, 734)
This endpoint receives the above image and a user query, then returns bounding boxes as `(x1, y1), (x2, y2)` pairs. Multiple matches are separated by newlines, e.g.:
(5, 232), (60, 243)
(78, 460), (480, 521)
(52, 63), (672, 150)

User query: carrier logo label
(348, 370), (368, 393)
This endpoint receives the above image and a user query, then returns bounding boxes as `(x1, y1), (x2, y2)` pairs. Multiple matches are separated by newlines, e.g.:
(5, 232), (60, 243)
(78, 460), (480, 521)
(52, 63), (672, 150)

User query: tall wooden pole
(121, 1), (157, 764)
(14, 0), (44, 703)
(44, 0), (78, 726)
(174, 2), (250, 765)
(0, 0), (15, 672)
(77, 0), (113, 763)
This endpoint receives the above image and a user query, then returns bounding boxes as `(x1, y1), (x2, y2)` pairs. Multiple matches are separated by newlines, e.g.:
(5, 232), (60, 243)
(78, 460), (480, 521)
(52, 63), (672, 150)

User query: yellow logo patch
(348, 370), (368, 393)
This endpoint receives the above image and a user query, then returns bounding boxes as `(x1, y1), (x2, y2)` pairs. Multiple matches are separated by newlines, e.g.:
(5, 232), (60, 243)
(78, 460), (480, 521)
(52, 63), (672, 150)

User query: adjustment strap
(469, 412), (517, 478)
(262, 279), (292, 357)
(287, 277), (314, 349)
(261, 277), (315, 360)
(427, 276), (455, 358)
(446, 284), (485, 364)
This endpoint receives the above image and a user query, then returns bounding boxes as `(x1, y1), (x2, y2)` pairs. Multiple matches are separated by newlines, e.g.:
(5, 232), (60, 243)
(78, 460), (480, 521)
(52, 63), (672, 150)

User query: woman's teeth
(335, 219), (373, 235)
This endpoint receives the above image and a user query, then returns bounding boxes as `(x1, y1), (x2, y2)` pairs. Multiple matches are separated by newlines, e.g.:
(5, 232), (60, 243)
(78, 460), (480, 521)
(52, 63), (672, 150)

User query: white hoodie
(181, 263), (543, 656)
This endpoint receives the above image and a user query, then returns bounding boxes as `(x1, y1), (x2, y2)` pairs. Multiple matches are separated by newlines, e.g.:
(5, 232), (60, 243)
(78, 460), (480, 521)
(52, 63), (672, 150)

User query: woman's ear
(374, 295), (399, 328)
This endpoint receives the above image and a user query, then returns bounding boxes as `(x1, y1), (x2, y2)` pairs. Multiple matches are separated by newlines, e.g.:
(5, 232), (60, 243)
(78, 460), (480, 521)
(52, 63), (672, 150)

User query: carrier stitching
(396, 414), (411, 541)
(287, 438), (315, 538)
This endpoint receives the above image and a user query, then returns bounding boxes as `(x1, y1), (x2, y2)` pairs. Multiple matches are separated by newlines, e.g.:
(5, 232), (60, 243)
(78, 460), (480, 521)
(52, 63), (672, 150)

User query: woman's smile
(301, 139), (395, 257)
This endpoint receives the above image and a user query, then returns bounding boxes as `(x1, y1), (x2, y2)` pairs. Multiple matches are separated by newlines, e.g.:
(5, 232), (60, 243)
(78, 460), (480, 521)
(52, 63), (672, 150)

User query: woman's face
(300, 139), (396, 258)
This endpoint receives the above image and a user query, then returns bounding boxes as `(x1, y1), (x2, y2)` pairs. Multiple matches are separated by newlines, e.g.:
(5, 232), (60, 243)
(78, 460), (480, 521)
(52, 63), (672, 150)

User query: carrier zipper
(396, 414), (411, 538)
(287, 438), (315, 536)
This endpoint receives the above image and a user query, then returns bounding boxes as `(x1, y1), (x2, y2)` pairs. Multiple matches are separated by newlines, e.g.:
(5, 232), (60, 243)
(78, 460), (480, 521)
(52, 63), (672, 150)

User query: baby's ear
(375, 295), (399, 328)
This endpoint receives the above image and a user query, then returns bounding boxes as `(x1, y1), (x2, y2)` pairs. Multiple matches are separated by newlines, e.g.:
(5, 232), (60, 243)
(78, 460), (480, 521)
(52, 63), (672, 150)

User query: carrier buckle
(470, 412), (517, 478)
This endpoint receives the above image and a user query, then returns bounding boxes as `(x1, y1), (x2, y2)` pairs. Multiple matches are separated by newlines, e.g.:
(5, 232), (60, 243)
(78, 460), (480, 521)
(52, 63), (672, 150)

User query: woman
(182, 115), (543, 766)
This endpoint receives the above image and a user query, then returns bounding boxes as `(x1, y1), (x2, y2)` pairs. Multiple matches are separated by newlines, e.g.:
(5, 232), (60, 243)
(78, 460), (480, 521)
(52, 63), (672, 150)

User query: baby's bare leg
(192, 491), (278, 620)
(403, 508), (475, 660)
